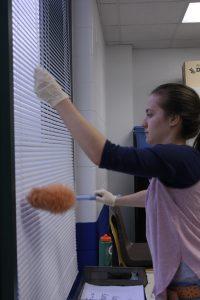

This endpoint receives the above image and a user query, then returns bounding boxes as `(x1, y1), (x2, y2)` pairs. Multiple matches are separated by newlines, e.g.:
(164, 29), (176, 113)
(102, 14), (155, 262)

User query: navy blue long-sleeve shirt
(99, 140), (200, 188)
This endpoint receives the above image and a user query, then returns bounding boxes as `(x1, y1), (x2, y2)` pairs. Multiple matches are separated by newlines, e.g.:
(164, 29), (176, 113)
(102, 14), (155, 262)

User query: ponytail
(193, 132), (200, 151)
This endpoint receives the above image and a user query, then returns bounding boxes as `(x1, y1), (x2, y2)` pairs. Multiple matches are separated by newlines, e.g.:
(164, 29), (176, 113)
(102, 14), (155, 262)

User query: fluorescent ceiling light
(182, 2), (200, 23)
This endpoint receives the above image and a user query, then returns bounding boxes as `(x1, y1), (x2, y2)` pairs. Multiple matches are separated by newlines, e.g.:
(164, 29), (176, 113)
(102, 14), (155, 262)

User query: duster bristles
(27, 184), (76, 213)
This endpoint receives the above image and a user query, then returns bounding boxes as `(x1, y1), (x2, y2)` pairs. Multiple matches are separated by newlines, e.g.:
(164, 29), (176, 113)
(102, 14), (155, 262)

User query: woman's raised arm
(34, 66), (106, 165)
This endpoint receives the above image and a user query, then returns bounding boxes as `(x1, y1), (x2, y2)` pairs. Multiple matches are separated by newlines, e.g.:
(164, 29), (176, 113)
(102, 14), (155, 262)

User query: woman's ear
(169, 114), (182, 127)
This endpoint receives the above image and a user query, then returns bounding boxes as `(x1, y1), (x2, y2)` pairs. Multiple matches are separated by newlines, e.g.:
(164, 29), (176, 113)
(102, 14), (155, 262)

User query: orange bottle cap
(100, 234), (111, 242)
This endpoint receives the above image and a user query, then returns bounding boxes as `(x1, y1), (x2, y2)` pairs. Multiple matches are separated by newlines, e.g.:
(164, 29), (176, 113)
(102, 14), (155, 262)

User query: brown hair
(151, 83), (200, 151)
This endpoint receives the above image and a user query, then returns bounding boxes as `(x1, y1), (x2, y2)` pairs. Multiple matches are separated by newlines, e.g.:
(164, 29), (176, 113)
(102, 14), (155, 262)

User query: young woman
(34, 66), (200, 300)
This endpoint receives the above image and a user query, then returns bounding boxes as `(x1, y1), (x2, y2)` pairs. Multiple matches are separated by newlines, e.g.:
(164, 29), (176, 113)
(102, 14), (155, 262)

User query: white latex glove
(34, 66), (70, 107)
(94, 189), (117, 207)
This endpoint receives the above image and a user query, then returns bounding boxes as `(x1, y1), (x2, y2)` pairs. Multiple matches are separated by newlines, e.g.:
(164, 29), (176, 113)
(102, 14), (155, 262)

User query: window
(12, 0), (77, 298)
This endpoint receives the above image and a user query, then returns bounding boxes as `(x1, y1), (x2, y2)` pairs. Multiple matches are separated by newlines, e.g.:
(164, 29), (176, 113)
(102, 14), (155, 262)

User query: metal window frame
(0, 1), (17, 299)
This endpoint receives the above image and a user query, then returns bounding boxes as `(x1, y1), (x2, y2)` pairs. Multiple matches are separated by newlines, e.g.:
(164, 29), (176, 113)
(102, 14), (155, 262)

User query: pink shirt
(146, 178), (200, 299)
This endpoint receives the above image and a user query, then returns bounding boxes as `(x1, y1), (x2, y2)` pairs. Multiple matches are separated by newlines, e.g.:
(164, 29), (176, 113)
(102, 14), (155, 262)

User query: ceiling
(96, 0), (200, 49)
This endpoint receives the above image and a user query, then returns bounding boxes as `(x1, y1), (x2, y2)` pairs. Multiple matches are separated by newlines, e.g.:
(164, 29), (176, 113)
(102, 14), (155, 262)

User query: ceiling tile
(99, 0), (117, 3)
(133, 40), (171, 49)
(119, 2), (188, 25)
(174, 24), (200, 40)
(97, 0), (200, 49)
(171, 39), (200, 48)
(120, 24), (177, 42)
(103, 26), (120, 42)
(99, 4), (119, 25)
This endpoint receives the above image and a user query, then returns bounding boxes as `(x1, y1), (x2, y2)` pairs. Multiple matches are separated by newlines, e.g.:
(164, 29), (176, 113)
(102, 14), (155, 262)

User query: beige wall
(72, 0), (107, 223)
(133, 48), (200, 125)
(105, 45), (135, 240)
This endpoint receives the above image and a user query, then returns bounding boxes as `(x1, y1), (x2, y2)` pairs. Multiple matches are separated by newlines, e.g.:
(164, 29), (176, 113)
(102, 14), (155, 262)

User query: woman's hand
(94, 189), (117, 206)
(94, 190), (147, 208)
(34, 66), (70, 107)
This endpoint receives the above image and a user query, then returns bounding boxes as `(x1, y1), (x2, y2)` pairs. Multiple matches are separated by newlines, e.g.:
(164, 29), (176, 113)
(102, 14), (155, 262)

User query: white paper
(80, 283), (145, 300)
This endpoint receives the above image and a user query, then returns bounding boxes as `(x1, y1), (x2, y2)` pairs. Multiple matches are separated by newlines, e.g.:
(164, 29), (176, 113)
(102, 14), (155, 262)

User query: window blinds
(12, 0), (77, 299)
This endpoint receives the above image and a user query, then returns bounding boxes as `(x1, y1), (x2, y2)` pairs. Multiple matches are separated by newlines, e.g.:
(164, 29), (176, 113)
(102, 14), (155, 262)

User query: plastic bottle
(99, 234), (112, 266)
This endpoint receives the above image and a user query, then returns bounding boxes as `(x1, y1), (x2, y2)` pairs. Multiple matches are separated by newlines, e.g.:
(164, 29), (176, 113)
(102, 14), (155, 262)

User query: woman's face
(142, 93), (172, 145)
